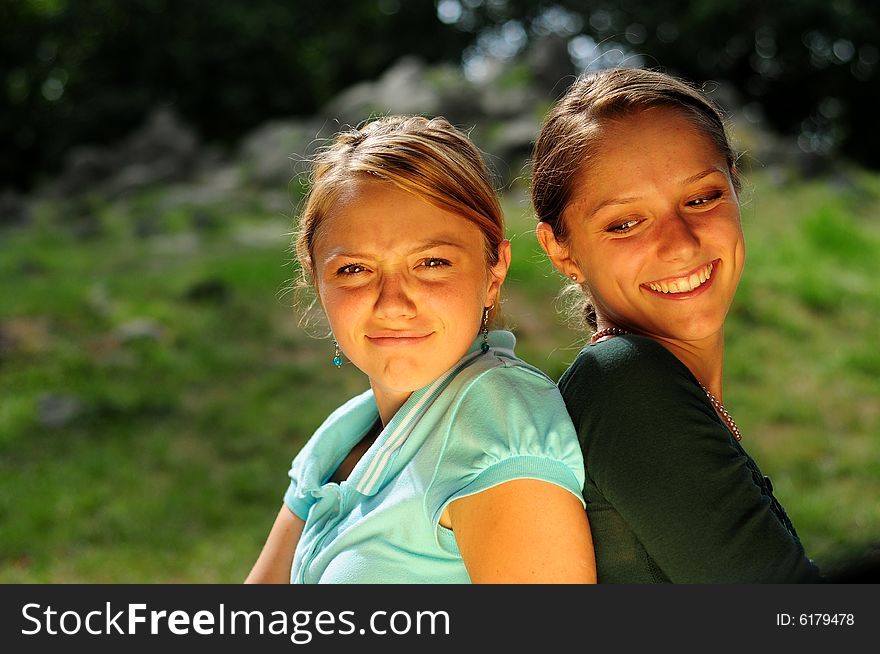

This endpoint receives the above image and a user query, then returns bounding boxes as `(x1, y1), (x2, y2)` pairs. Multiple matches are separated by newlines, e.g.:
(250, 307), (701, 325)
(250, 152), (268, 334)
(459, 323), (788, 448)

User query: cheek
(319, 287), (369, 332)
(425, 284), (482, 321)
(733, 232), (747, 281)
(576, 242), (628, 287)
(712, 219), (746, 263)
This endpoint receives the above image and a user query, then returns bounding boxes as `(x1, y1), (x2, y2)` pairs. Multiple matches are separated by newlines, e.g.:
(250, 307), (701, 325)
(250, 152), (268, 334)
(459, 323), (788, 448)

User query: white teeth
(649, 263), (714, 294)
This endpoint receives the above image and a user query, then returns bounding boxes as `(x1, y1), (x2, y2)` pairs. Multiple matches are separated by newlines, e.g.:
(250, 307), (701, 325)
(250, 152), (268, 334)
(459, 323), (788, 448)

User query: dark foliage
(0, 0), (470, 190)
(457, 0), (880, 169)
(2, 0), (878, 191)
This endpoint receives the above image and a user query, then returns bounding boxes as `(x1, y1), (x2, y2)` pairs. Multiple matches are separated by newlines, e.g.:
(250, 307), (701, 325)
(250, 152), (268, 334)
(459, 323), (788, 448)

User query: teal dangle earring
(332, 339), (343, 368)
(480, 306), (492, 353)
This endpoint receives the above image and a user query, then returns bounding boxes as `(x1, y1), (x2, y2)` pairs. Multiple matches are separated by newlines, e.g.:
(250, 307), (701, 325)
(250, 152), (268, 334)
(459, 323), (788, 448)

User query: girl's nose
(373, 273), (417, 319)
(656, 210), (700, 263)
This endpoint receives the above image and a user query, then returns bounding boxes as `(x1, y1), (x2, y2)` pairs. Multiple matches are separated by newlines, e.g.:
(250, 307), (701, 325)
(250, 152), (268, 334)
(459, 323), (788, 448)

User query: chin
(376, 364), (441, 394)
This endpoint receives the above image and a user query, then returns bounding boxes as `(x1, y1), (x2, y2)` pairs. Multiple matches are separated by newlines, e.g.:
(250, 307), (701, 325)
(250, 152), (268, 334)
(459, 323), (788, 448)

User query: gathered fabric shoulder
(421, 355), (586, 551)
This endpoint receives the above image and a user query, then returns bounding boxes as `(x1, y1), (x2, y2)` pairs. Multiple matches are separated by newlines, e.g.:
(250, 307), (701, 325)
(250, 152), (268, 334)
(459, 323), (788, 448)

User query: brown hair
(530, 67), (740, 329)
(295, 115), (505, 321)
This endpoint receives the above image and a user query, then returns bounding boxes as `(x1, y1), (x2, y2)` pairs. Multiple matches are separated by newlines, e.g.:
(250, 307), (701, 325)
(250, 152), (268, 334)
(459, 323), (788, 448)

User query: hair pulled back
(530, 67), (740, 329)
(295, 115), (505, 322)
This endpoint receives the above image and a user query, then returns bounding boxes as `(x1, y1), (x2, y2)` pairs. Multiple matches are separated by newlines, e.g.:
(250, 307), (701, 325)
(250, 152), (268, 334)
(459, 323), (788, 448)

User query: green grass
(1, 169), (879, 581)
(722, 169), (880, 570)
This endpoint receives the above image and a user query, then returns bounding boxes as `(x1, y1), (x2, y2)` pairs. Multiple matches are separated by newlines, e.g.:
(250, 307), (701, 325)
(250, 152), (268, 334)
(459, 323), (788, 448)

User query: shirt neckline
(344, 329), (515, 496)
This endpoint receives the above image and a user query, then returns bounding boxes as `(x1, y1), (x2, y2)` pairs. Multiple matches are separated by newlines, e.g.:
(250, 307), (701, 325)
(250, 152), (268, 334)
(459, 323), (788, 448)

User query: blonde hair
(295, 115), (505, 321)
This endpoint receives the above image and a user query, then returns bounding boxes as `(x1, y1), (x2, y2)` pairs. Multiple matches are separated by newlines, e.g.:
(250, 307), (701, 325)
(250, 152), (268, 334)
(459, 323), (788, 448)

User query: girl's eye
(607, 219), (640, 233)
(420, 258), (451, 269)
(337, 263), (367, 275)
(688, 191), (723, 207)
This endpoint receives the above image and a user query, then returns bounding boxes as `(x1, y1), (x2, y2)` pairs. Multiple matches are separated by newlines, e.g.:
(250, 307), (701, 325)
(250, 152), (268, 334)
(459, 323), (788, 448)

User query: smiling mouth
(645, 261), (716, 294)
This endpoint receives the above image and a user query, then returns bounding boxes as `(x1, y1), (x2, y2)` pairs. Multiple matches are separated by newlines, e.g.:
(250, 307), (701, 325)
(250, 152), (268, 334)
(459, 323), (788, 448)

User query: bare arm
(245, 504), (305, 584)
(448, 479), (596, 584)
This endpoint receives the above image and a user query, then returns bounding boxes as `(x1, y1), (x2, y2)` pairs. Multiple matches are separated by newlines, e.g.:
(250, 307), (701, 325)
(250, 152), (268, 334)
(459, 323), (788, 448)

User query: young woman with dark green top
(531, 68), (822, 583)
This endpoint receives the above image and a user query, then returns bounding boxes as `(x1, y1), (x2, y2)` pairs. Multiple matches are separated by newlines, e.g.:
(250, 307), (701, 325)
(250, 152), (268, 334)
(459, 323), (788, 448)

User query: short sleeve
(424, 363), (586, 533)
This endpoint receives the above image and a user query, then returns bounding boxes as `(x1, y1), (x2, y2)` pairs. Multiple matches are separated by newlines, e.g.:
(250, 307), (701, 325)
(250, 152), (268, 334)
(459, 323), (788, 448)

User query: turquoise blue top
(284, 330), (585, 584)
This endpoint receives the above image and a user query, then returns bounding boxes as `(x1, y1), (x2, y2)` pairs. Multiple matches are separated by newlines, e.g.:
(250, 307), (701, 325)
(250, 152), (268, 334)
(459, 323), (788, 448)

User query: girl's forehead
(589, 110), (723, 172)
(314, 186), (485, 258)
(563, 113), (731, 217)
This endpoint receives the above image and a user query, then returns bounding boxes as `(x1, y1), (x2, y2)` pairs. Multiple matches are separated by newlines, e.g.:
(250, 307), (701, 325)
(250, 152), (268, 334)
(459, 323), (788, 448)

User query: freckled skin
(552, 107), (745, 347)
(313, 178), (509, 423)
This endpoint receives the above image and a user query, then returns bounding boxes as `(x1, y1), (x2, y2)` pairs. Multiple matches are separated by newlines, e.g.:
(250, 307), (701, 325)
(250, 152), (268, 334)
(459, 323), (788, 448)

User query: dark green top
(558, 335), (822, 583)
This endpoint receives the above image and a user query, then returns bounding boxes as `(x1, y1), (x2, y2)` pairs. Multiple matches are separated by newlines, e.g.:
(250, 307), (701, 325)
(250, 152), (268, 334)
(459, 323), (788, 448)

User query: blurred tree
(447, 0), (880, 169)
(3, 0), (878, 191)
(0, 0), (471, 191)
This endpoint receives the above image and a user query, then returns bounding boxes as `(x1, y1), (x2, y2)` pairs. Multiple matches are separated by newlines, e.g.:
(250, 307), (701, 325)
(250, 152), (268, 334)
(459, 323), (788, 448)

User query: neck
(371, 385), (411, 427)
(655, 332), (725, 400)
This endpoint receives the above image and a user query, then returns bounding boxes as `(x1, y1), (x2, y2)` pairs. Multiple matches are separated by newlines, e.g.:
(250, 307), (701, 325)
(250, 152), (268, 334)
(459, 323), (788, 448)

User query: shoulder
(559, 335), (703, 419)
(447, 349), (565, 421)
(438, 349), (582, 470)
(446, 329), (557, 399)
(561, 335), (690, 392)
(558, 336), (721, 467)
(424, 350), (585, 524)
(468, 350), (556, 389)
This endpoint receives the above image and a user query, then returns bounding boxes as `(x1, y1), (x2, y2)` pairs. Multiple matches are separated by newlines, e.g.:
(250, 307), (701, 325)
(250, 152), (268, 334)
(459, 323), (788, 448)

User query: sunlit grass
(1, 168), (878, 581)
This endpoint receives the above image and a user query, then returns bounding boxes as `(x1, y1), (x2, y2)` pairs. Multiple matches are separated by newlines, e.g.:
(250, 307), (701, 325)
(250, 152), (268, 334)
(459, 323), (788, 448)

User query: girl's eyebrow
(568, 167), (727, 222)
(406, 239), (467, 254)
(322, 239), (466, 263)
(563, 193), (641, 225)
(680, 166), (727, 186)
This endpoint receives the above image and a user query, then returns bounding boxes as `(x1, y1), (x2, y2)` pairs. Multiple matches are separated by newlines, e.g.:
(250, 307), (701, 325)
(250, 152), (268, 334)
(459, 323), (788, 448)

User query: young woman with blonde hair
(247, 115), (596, 584)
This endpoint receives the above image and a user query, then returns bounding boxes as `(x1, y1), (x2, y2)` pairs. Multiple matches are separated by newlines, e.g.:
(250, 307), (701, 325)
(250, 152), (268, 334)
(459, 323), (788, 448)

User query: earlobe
(536, 222), (582, 281)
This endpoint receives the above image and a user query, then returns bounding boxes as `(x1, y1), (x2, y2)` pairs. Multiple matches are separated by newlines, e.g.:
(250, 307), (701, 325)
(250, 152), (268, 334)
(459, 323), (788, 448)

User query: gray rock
(147, 232), (201, 256)
(51, 107), (201, 198)
(156, 164), (244, 214)
(417, 63), (483, 124)
(238, 119), (323, 187)
(37, 392), (82, 428)
(322, 56), (443, 126)
(478, 116), (540, 187)
(479, 84), (541, 119)
(116, 318), (166, 343)
(490, 116), (539, 158)
(104, 108), (200, 195)
(49, 146), (113, 197)
(0, 189), (32, 227)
